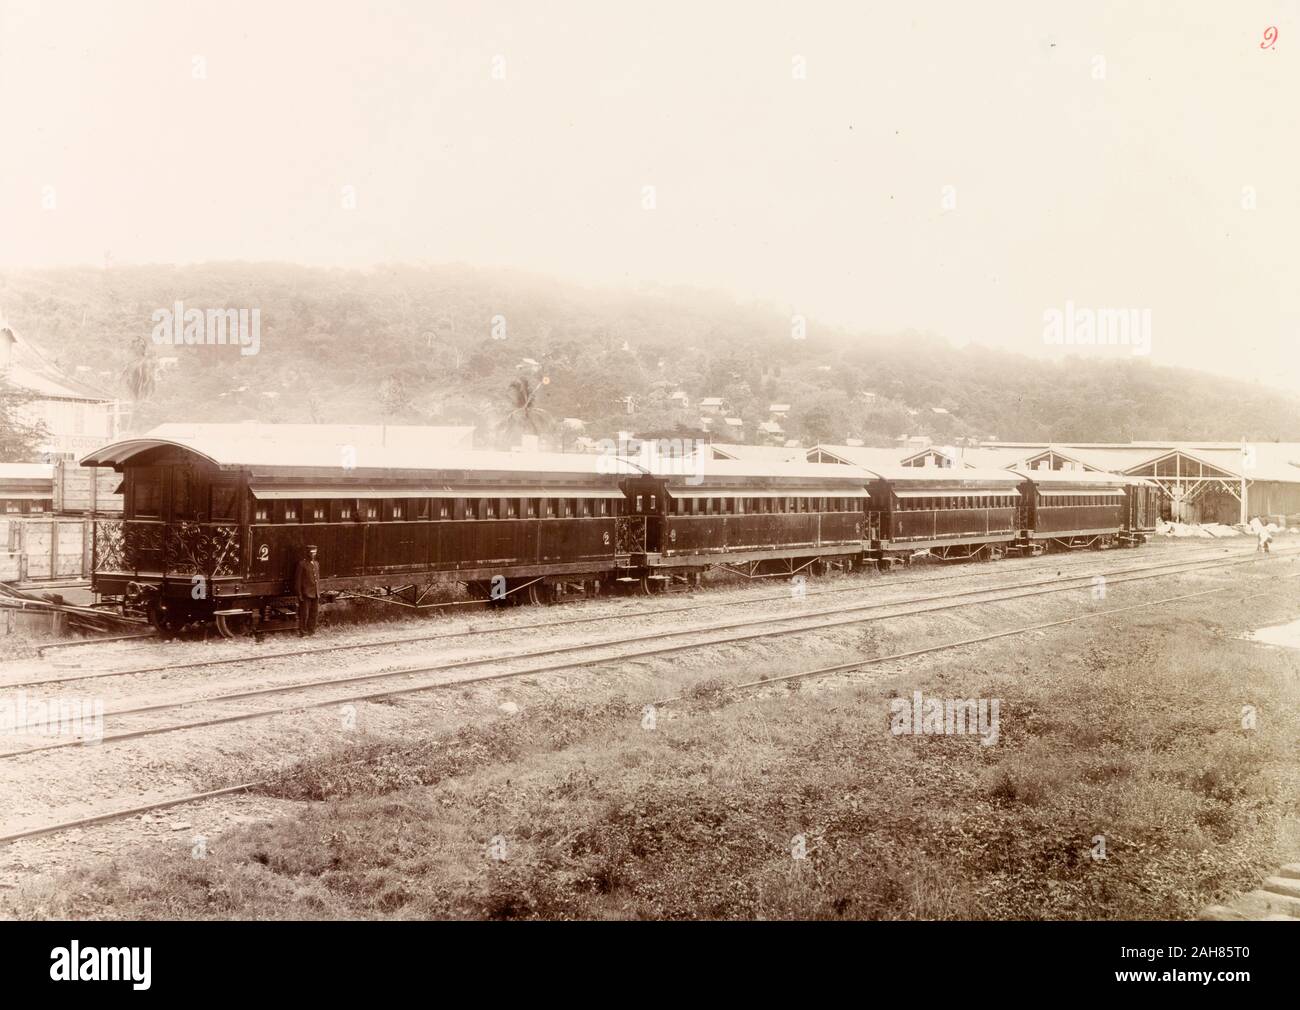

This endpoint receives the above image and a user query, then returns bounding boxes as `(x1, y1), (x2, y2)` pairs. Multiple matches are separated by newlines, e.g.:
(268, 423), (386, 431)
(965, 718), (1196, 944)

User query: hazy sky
(2, 1), (1297, 389)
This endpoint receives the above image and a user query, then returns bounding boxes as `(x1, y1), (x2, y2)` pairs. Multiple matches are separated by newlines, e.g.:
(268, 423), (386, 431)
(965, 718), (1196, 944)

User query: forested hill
(2, 262), (1297, 448)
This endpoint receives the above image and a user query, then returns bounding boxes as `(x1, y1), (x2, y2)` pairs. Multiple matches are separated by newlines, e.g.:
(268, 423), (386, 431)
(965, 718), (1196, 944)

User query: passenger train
(79, 431), (1158, 637)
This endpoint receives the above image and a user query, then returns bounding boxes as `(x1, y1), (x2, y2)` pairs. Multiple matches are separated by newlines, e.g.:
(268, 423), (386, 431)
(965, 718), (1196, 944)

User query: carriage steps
(1199, 863), (1300, 920)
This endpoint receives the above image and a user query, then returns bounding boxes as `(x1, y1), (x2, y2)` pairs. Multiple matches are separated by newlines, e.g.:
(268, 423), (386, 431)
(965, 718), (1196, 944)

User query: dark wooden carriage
(621, 461), (871, 586)
(1013, 468), (1138, 550)
(863, 466), (1024, 563)
(81, 434), (640, 635)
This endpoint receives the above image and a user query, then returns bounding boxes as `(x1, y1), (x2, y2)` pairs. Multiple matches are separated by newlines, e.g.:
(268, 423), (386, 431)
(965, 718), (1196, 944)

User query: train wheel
(148, 602), (179, 641)
(527, 581), (555, 606)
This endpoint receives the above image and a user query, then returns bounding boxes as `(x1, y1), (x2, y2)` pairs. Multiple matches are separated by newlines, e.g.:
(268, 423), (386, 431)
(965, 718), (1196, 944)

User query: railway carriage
(78, 425), (1161, 637)
(1012, 468), (1152, 551)
(81, 433), (642, 635)
(861, 466), (1025, 564)
(621, 461), (872, 588)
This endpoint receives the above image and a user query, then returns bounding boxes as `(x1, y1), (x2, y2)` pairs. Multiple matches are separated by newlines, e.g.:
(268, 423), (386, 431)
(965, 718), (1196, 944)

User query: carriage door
(641, 488), (661, 552)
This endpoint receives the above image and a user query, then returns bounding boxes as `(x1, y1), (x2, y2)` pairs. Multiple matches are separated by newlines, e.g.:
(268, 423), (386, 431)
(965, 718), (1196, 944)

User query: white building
(0, 320), (119, 461)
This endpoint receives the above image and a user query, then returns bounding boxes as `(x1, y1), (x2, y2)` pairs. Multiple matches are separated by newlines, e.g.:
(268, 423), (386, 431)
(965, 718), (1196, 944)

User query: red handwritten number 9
(1260, 26), (1278, 50)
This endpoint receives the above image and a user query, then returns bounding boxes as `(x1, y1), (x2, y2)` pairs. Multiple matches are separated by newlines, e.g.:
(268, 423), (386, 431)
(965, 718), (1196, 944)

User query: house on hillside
(0, 318), (119, 461)
(699, 396), (726, 415)
(668, 390), (690, 409)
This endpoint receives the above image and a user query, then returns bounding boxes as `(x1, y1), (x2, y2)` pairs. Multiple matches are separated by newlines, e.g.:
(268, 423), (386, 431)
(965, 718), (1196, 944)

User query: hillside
(2, 262), (1298, 448)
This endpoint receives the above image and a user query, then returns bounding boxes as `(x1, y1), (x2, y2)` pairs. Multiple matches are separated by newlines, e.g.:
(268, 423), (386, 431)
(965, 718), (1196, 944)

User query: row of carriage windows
(248, 497), (627, 524)
(894, 494), (1116, 510)
(646, 496), (861, 516)
(1041, 494), (1116, 507)
(895, 495), (1020, 511)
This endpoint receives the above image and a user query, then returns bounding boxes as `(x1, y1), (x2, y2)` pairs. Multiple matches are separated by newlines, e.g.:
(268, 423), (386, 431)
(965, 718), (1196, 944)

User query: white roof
(1008, 465), (1146, 487)
(653, 458), (873, 485)
(82, 424), (639, 476)
(711, 443), (807, 463)
(980, 441), (1300, 483)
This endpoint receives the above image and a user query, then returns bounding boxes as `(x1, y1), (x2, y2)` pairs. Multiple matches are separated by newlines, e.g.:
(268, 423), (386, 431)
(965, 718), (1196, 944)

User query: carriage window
(635, 495), (643, 513)
(210, 480), (239, 520)
(542, 499), (554, 517)
(597, 499), (608, 517)
(28, 500), (44, 513)
(525, 499), (537, 518)
(254, 503), (270, 522)
(438, 499), (452, 519)
(171, 467), (197, 520)
(388, 501), (404, 520)
(133, 468), (162, 518)
(307, 501), (327, 522)
(362, 502), (378, 520)
(736, 497), (745, 515)
(4, 500), (19, 514)
(414, 498), (430, 520)
(483, 499), (496, 519)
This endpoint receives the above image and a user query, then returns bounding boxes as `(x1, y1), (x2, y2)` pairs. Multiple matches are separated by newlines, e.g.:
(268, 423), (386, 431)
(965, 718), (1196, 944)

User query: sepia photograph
(0, 0), (1296, 991)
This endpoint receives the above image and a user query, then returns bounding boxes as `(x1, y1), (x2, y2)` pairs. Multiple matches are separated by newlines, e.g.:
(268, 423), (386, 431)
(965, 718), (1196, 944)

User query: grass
(9, 583), (1300, 920)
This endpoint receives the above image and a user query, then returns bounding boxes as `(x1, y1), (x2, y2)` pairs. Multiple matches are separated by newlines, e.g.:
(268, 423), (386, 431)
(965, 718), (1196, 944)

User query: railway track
(2, 542), (1270, 691)
(18, 539), (1226, 660)
(1, 546), (1284, 847)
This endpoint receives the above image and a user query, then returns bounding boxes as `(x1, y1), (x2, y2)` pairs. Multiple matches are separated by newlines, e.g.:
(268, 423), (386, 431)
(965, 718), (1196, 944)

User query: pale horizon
(2, 0), (1296, 392)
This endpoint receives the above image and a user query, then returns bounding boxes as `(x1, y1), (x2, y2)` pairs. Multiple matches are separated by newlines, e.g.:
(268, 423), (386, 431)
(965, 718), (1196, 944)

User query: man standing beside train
(296, 544), (321, 637)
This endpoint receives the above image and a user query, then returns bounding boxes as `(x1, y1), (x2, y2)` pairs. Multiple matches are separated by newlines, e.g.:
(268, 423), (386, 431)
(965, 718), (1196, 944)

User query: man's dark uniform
(295, 549), (321, 636)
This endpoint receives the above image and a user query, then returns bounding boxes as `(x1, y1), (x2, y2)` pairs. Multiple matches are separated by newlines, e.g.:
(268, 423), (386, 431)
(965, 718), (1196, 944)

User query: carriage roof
(80, 433), (644, 480)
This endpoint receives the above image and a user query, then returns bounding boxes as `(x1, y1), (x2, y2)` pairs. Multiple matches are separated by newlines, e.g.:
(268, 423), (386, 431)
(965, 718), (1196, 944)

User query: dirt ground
(2, 538), (1298, 919)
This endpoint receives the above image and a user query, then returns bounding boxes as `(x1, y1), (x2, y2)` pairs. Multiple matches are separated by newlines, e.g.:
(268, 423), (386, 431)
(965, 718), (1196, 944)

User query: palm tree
(119, 334), (156, 432)
(499, 377), (553, 449)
